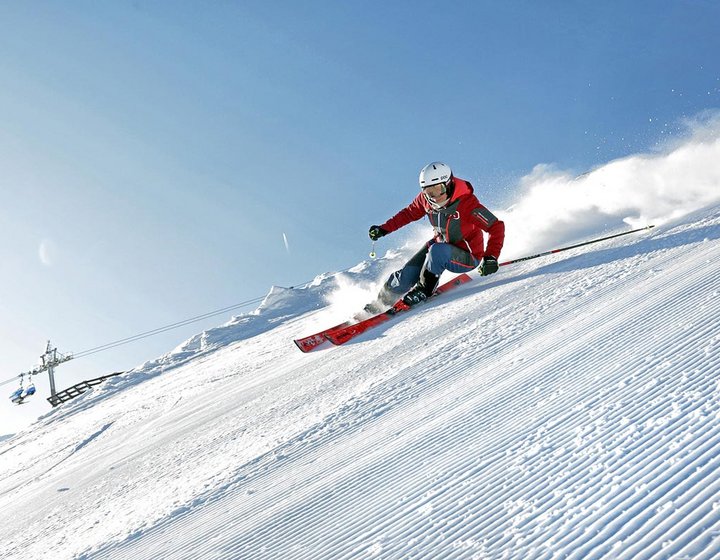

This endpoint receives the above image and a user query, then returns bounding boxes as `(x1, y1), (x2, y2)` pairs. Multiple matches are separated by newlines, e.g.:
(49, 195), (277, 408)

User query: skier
(367, 162), (505, 311)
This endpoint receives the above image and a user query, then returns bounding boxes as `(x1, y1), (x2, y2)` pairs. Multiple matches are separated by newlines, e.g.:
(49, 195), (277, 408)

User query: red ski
(323, 272), (473, 346)
(293, 273), (472, 352)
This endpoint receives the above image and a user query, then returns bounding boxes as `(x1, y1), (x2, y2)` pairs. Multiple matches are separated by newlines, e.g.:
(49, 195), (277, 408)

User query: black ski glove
(368, 225), (389, 241)
(479, 256), (499, 276)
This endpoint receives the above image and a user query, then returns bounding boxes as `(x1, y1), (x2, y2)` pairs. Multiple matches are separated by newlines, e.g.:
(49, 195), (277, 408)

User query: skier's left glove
(479, 256), (499, 276)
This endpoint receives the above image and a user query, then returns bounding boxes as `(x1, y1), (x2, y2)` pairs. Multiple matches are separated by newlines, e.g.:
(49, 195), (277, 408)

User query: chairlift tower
(31, 341), (73, 407)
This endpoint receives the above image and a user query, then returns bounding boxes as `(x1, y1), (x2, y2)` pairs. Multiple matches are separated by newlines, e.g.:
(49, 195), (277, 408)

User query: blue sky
(1, 1), (719, 432)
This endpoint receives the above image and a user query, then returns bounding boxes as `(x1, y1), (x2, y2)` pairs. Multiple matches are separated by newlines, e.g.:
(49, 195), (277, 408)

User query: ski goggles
(422, 181), (448, 199)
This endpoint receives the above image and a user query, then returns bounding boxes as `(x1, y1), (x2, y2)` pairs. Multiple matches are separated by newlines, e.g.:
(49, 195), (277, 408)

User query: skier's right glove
(368, 225), (389, 241)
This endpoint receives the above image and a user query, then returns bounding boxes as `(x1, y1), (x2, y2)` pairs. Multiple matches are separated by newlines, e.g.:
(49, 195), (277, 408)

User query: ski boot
(402, 268), (440, 307)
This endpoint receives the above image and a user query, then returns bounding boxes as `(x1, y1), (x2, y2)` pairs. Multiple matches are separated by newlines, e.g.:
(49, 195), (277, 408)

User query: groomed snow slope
(1, 204), (719, 560)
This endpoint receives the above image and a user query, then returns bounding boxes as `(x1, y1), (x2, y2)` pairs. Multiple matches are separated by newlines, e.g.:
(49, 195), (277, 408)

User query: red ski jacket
(380, 178), (505, 260)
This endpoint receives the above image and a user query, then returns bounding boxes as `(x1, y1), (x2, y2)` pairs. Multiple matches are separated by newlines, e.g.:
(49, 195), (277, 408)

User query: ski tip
(293, 335), (328, 353)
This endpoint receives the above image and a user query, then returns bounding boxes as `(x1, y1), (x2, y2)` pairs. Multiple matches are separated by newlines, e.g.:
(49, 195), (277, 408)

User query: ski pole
(370, 240), (377, 259)
(498, 225), (654, 268)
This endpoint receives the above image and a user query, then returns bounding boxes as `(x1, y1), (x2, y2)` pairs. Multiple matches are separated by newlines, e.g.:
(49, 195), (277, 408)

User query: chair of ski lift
(23, 383), (36, 398)
(10, 387), (25, 405)
(9, 373), (34, 405)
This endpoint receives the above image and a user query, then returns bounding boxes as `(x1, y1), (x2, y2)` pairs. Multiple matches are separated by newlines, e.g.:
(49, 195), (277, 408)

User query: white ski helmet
(419, 161), (453, 188)
(419, 162), (454, 208)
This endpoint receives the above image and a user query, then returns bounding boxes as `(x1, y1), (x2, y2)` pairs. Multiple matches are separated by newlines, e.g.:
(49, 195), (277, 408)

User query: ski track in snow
(0, 205), (719, 560)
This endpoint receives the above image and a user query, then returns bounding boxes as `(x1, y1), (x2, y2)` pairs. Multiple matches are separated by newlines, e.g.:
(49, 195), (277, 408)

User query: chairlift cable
(3, 264), (361, 386)
(71, 266), (361, 359)
(1, 376), (20, 387)
(73, 294), (268, 358)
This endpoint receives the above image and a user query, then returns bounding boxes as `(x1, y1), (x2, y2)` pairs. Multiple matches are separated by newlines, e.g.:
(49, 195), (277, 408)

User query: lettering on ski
(293, 321), (350, 353)
(324, 273), (473, 347)
(293, 332), (330, 353)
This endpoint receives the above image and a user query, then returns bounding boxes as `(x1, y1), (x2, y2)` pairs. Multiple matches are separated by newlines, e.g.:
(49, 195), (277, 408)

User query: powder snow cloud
(499, 111), (720, 259)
